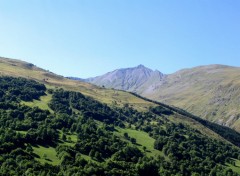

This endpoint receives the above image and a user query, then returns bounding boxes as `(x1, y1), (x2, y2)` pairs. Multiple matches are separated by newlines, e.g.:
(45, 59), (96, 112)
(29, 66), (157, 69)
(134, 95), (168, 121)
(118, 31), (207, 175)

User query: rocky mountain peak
(84, 65), (163, 92)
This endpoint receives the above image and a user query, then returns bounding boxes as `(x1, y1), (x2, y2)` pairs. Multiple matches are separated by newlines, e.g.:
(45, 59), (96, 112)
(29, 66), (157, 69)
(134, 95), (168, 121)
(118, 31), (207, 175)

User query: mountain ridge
(81, 64), (240, 132)
(84, 64), (165, 92)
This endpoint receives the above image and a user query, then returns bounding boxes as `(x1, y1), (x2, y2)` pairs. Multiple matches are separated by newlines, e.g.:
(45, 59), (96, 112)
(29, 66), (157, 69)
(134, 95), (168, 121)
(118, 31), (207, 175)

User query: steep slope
(85, 64), (240, 132)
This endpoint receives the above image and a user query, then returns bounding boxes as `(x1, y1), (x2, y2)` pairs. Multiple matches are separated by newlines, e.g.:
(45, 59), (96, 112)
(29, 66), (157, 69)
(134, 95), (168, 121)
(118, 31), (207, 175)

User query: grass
(16, 130), (27, 135)
(226, 159), (240, 173)
(81, 154), (95, 162)
(66, 133), (78, 143)
(59, 130), (78, 147)
(33, 128), (162, 165)
(60, 133), (97, 162)
(33, 145), (60, 166)
(115, 127), (165, 158)
(32, 144), (96, 165)
(32, 131), (94, 166)
(21, 93), (53, 112)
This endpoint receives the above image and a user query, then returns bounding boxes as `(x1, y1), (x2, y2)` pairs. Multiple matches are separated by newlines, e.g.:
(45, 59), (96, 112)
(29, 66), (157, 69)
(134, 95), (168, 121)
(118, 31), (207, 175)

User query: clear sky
(0, 0), (239, 78)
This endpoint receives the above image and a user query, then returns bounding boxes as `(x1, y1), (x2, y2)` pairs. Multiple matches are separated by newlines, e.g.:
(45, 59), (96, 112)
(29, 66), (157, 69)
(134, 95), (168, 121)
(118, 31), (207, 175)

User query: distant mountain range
(78, 64), (240, 132)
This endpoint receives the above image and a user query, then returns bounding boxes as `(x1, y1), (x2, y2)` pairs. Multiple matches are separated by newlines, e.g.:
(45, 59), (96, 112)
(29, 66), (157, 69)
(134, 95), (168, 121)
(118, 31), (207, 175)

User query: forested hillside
(1, 76), (240, 175)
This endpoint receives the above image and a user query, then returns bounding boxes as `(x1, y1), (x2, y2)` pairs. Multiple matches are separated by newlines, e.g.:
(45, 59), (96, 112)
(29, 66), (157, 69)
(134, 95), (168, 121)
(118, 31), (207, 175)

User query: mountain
(143, 65), (240, 130)
(1, 57), (240, 175)
(84, 64), (240, 132)
(85, 65), (165, 92)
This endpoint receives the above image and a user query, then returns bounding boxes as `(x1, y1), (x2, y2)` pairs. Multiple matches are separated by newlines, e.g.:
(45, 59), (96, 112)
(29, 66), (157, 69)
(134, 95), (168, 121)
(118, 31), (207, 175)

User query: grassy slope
(115, 127), (165, 158)
(226, 159), (240, 173)
(59, 130), (78, 147)
(142, 65), (240, 132)
(33, 145), (94, 165)
(21, 93), (53, 112)
(32, 127), (163, 165)
(32, 131), (91, 165)
(0, 57), (155, 111)
(33, 146), (60, 165)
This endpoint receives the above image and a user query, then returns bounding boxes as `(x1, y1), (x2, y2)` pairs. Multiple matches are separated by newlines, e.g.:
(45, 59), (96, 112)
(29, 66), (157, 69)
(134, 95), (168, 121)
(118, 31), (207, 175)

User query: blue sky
(0, 0), (239, 78)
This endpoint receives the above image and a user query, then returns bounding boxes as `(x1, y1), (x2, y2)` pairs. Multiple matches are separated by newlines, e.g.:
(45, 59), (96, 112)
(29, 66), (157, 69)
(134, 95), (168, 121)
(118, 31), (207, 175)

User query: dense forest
(131, 92), (240, 147)
(0, 76), (240, 175)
